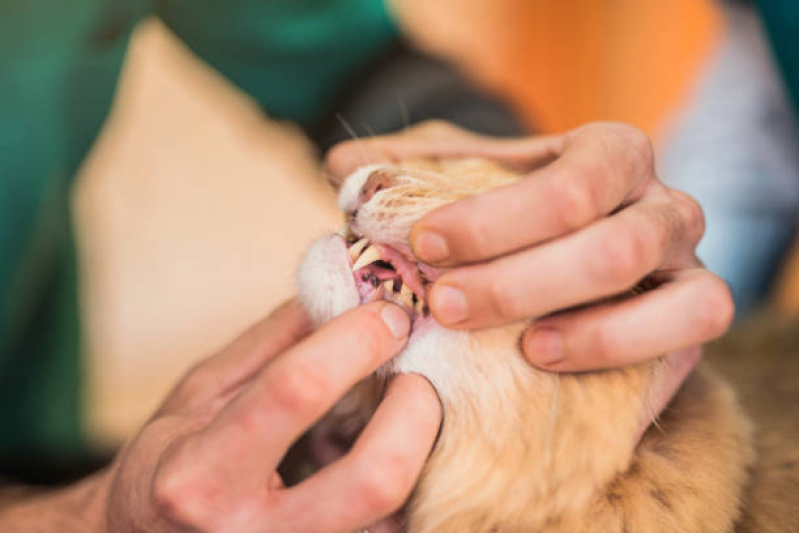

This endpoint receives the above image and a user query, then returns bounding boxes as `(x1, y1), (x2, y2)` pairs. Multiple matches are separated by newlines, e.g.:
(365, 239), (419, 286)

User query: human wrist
(0, 466), (112, 532)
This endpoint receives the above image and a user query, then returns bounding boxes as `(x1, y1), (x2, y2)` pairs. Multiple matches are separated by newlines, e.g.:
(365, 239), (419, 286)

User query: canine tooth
(348, 238), (369, 261)
(352, 246), (381, 270)
(399, 283), (413, 307)
(397, 286), (414, 308)
(415, 298), (425, 315)
(400, 283), (413, 300)
(382, 280), (394, 293)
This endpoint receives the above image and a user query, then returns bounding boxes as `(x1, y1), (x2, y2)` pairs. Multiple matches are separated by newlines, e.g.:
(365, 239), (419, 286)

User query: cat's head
(298, 157), (668, 525)
(296, 159), (748, 532)
(297, 158), (525, 387)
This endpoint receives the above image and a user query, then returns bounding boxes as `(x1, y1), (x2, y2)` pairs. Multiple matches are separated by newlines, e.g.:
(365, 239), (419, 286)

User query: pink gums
(350, 241), (445, 316)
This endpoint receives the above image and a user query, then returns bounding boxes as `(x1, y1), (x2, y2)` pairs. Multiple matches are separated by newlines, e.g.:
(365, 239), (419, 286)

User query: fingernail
(381, 304), (411, 339)
(414, 232), (449, 263)
(433, 285), (470, 325)
(526, 328), (564, 367)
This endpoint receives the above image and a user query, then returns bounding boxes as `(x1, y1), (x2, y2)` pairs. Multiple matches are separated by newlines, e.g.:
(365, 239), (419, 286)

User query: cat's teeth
(400, 283), (412, 297)
(352, 246), (381, 270)
(348, 238), (369, 261)
(382, 280), (394, 294)
(397, 293), (413, 309)
(415, 298), (425, 316)
(398, 283), (414, 307)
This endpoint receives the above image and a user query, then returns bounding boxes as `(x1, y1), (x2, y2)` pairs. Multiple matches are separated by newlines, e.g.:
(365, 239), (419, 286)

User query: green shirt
(0, 0), (396, 461)
(758, 0), (799, 115)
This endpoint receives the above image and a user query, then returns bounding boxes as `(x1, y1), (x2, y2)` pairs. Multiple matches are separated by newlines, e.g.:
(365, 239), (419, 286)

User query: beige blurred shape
(73, 19), (341, 448)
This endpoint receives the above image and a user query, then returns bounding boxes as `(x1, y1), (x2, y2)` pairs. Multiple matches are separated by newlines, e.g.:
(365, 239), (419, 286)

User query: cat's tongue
(348, 238), (442, 318)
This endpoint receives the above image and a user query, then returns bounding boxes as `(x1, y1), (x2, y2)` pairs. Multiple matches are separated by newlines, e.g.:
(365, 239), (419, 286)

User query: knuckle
(324, 141), (359, 180)
(603, 123), (654, 170)
(356, 457), (413, 514)
(463, 215), (495, 259)
(579, 123), (655, 183)
(588, 231), (650, 289)
(487, 275), (526, 321)
(554, 174), (602, 230)
(152, 465), (200, 524)
(619, 124), (654, 162)
(671, 190), (706, 245)
(264, 362), (329, 414)
(694, 276), (735, 339)
(579, 122), (653, 159)
(412, 119), (459, 137)
(179, 365), (218, 401)
(592, 325), (621, 365)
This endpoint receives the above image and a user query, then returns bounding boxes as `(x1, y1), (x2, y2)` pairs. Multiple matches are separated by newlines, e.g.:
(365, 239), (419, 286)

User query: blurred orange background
(391, 0), (721, 138)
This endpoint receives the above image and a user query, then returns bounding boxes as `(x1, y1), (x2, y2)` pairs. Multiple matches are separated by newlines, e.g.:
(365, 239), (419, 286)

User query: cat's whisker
(359, 121), (378, 139)
(396, 92), (410, 130)
(335, 113), (361, 143)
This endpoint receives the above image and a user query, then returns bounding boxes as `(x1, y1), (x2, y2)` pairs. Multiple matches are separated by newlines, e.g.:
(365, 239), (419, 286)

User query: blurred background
(2, 0), (798, 484)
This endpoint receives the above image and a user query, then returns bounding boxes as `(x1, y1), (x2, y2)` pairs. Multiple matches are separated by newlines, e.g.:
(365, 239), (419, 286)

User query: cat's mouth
(343, 234), (439, 327)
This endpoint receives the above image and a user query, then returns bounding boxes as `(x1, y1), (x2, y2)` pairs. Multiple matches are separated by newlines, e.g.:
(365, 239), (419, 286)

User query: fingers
(429, 196), (702, 329)
(324, 120), (563, 187)
(278, 373), (441, 533)
(521, 268), (734, 372)
(365, 516), (405, 533)
(633, 346), (702, 445)
(411, 122), (657, 266)
(162, 299), (313, 413)
(178, 302), (411, 495)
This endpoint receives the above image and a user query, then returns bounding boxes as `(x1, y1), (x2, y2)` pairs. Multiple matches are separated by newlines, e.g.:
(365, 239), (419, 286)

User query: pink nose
(358, 168), (398, 207)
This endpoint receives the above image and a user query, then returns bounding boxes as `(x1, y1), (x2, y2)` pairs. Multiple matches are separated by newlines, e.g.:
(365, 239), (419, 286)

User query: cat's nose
(358, 168), (398, 207)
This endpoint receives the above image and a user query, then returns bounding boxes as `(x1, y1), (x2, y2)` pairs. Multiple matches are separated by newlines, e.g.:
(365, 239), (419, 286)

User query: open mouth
(344, 233), (438, 325)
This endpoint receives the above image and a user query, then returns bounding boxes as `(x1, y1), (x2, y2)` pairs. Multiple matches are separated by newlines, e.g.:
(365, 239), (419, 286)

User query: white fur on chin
(297, 235), (360, 327)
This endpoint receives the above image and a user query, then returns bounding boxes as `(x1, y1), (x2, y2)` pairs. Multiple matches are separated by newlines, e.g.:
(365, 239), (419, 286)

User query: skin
(0, 301), (441, 532)
(325, 120), (734, 435)
(0, 120), (732, 530)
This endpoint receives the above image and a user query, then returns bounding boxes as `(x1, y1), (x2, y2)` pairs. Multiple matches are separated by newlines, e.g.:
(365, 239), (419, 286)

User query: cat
(297, 158), (755, 532)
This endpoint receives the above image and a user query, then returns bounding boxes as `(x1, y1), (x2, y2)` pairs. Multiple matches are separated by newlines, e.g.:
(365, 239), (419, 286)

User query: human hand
(326, 120), (733, 434)
(100, 300), (440, 532)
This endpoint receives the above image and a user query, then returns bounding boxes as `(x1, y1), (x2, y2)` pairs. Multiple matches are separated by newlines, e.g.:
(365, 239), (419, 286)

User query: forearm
(0, 471), (108, 532)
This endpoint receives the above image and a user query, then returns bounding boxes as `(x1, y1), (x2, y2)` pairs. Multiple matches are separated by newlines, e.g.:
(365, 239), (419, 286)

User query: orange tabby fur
(299, 158), (754, 532)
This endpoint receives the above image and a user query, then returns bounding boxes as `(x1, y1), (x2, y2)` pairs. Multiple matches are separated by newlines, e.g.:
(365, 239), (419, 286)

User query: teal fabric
(0, 0), (396, 458)
(758, 0), (799, 115)
(160, 0), (398, 123)
(0, 0), (134, 458)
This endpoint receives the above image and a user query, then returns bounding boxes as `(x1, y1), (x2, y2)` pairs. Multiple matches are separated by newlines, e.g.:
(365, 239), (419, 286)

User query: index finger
(182, 302), (411, 489)
(411, 122), (658, 266)
(324, 121), (562, 188)
(161, 299), (313, 413)
(278, 373), (442, 533)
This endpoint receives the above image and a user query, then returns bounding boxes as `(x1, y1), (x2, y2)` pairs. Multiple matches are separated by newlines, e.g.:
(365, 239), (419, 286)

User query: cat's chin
(298, 234), (439, 341)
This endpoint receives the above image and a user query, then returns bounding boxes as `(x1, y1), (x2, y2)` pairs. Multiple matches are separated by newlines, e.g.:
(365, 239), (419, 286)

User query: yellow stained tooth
(382, 280), (394, 293)
(352, 245), (381, 270)
(397, 287), (414, 308)
(348, 238), (369, 261)
(400, 283), (412, 299)
(415, 298), (424, 315)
